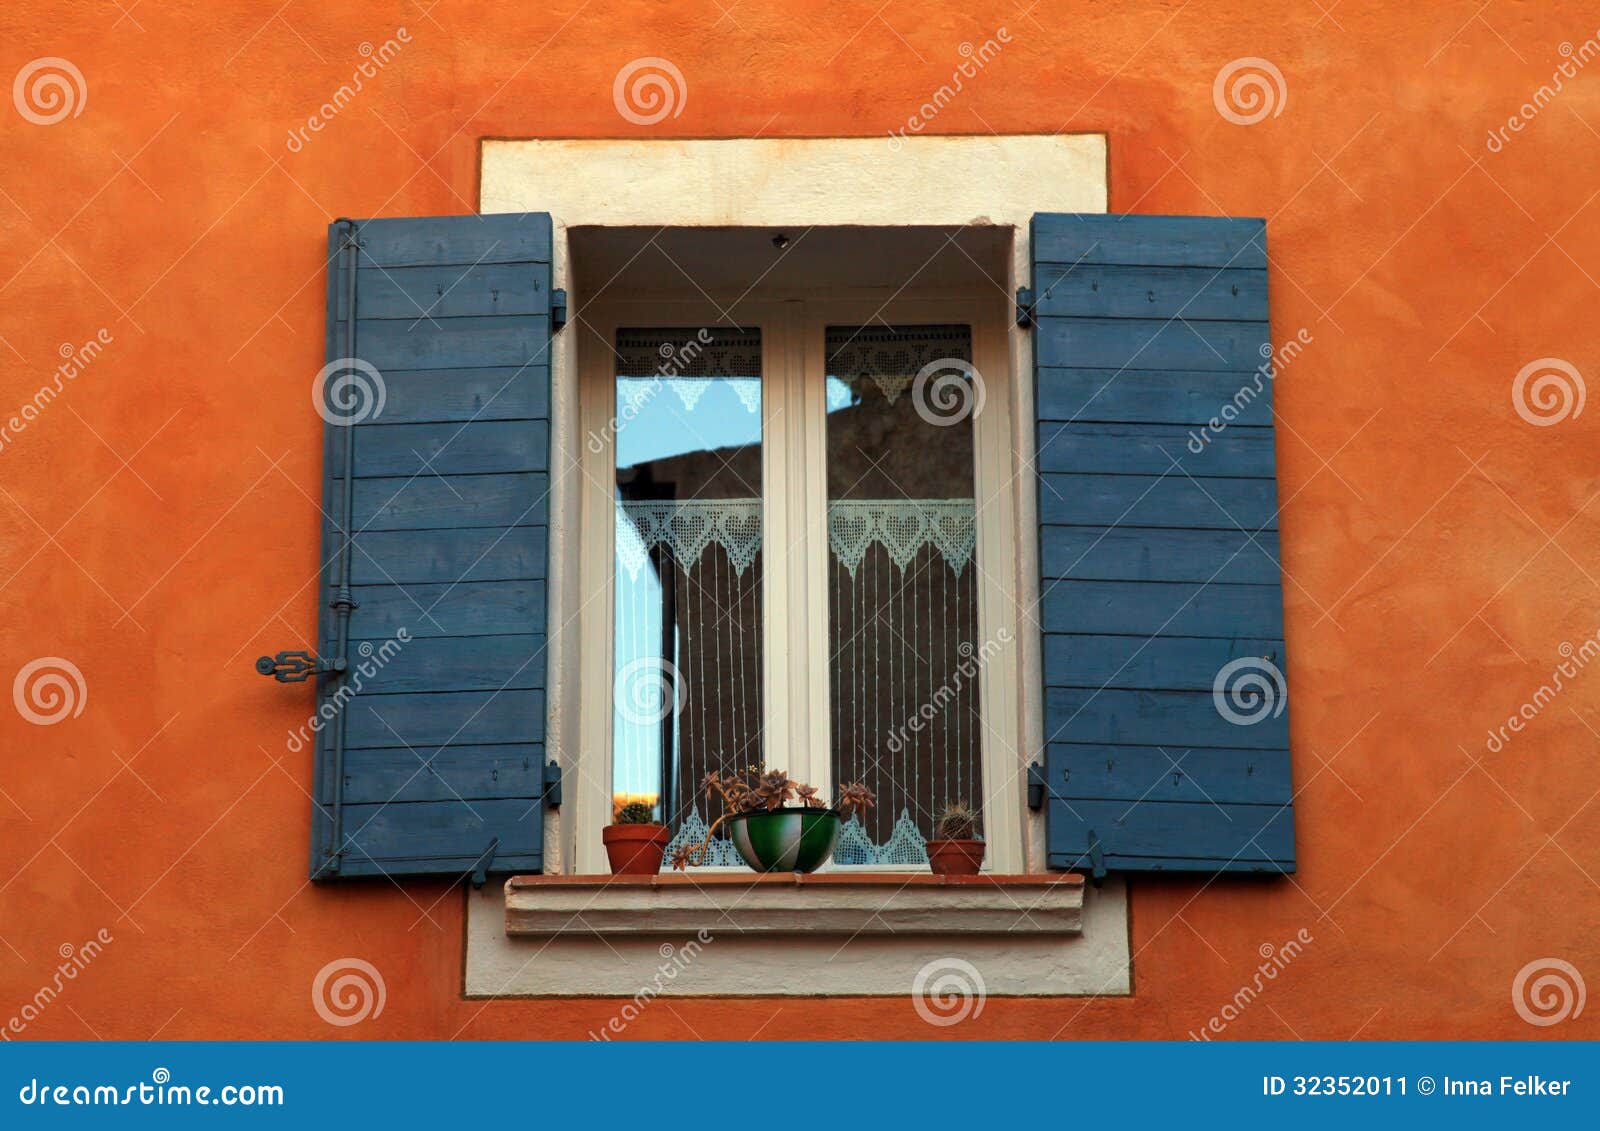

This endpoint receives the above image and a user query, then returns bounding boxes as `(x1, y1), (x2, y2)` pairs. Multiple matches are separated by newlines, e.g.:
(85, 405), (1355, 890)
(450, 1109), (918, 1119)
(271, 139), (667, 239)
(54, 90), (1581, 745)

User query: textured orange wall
(0, 0), (1596, 1041)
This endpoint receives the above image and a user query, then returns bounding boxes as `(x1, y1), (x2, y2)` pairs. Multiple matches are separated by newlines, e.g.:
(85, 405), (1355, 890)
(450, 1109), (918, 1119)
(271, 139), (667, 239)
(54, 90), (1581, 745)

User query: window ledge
(504, 873), (1085, 937)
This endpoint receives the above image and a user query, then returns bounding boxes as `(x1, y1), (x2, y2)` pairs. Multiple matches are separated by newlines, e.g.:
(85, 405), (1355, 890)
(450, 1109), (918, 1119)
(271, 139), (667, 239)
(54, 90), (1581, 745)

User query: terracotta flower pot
(927, 839), (985, 876)
(602, 823), (670, 875)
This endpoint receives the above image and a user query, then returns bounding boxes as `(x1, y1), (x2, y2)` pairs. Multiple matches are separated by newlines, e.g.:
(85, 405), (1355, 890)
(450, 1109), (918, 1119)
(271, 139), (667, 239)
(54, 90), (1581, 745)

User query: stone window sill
(504, 872), (1085, 937)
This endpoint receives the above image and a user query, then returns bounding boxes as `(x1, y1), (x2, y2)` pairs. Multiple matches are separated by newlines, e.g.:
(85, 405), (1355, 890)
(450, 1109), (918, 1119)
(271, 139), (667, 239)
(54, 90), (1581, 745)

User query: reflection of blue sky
(616, 379), (761, 470)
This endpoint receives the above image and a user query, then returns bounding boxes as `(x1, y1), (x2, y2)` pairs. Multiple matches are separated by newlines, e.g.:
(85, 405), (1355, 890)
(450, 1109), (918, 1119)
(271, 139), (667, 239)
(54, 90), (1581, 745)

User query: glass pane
(824, 325), (982, 865)
(611, 327), (763, 867)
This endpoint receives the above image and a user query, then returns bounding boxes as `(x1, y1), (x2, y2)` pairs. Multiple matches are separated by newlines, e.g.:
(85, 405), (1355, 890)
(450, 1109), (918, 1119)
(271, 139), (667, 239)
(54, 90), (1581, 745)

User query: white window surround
(469, 135), (1132, 998)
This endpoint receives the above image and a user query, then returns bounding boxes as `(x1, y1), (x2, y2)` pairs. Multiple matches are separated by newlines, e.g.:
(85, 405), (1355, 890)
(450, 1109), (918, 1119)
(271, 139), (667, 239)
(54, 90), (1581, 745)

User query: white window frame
(572, 288), (1021, 873)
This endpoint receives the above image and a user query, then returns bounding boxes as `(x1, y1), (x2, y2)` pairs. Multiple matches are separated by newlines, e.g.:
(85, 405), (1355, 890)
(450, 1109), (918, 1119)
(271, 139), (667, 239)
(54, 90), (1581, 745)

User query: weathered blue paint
(311, 212), (553, 882)
(1033, 212), (1294, 874)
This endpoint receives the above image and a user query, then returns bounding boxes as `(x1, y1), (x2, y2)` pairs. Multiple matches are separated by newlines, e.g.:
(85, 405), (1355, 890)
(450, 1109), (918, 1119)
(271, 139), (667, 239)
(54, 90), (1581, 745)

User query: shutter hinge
(543, 759), (562, 808)
(470, 838), (500, 889)
(255, 651), (345, 682)
(1027, 761), (1047, 811)
(551, 288), (568, 332)
(1015, 285), (1035, 327)
(1086, 829), (1106, 885)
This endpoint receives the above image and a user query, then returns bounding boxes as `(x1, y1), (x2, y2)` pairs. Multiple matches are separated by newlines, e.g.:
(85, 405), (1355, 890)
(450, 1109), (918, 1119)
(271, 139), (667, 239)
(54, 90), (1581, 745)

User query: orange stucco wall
(1, 1), (1596, 1041)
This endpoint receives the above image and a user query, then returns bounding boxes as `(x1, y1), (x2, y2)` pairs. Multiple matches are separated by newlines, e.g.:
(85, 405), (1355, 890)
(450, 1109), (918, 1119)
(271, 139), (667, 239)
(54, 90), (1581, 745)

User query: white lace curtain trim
(615, 498), (976, 580)
(619, 375), (761, 415)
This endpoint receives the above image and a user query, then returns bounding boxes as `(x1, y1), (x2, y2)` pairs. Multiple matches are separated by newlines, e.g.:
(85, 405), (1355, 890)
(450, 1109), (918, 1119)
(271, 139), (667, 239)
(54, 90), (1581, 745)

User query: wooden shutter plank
(1041, 580), (1283, 638)
(1032, 214), (1267, 269)
(340, 421), (549, 478)
(1038, 422), (1276, 477)
(352, 581), (546, 638)
(1036, 367), (1275, 427)
(353, 215), (552, 267)
(338, 799), (543, 876)
(351, 634), (547, 694)
(1043, 634), (1284, 690)
(1038, 473), (1279, 530)
(351, 526), (547, 586)
(351, 472), (549, 531)
(341, 745), (544, 804)
(1034, 316), (1270, 372)
(1033, 212), (1294, 874)
(1040, 527), (1281, 583)
(1034, 264), (1269, 321)
(1046, 743), (1293, 805)
(342, 689), (545, 749)
(355, 315), (551, 371)
(370, 368), (549, 423)
(340, 263), (548, 320)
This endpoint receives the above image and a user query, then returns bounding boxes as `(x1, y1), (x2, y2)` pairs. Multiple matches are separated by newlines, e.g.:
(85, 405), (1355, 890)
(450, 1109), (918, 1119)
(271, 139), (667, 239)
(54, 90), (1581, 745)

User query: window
(574, 251), (1021, 872)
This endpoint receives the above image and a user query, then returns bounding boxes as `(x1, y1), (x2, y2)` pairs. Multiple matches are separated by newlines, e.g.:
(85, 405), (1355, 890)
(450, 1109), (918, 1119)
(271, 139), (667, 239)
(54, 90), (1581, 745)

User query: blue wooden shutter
(1031, 213), (1294, 874)
(307, 212), (554, 882)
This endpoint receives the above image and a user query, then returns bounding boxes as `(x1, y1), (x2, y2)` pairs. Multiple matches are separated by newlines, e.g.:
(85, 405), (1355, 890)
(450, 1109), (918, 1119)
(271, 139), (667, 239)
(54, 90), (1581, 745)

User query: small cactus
(935, 800), (981, 841)
(615, 800), (658, 825)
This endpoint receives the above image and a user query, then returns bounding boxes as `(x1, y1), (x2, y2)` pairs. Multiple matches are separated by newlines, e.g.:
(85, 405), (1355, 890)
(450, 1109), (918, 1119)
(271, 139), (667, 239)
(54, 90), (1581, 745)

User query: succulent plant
(614, 800), (658, 825)
(669, 766), (875, 869)
(935, 800), (981, 841)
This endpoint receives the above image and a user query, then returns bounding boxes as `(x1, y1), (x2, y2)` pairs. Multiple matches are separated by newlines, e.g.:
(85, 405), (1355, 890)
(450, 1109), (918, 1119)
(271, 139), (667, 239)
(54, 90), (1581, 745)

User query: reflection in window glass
(824, 325), (982, 865)
(612, 328), (763, 867)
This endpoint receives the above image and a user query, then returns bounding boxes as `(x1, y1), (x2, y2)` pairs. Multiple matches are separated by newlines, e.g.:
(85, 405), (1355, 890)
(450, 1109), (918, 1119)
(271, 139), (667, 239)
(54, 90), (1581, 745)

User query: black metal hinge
(1015, 285), (1035, 327)
(470, 838), (500, 889)
(1027, 761), (1047, 811)
(255, 651), (345, 682)
(543, 759), (562, 808)
(1085, 829), (1106, 885)
(551, 288), (568, 332)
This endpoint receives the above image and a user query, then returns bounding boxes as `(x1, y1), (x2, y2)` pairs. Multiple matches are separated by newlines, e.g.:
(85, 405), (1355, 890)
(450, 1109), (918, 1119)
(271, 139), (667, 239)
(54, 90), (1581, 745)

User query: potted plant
(927, 800), (985, 876)
(671, 766), (874, 873)
(603, 800), (671, 875)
